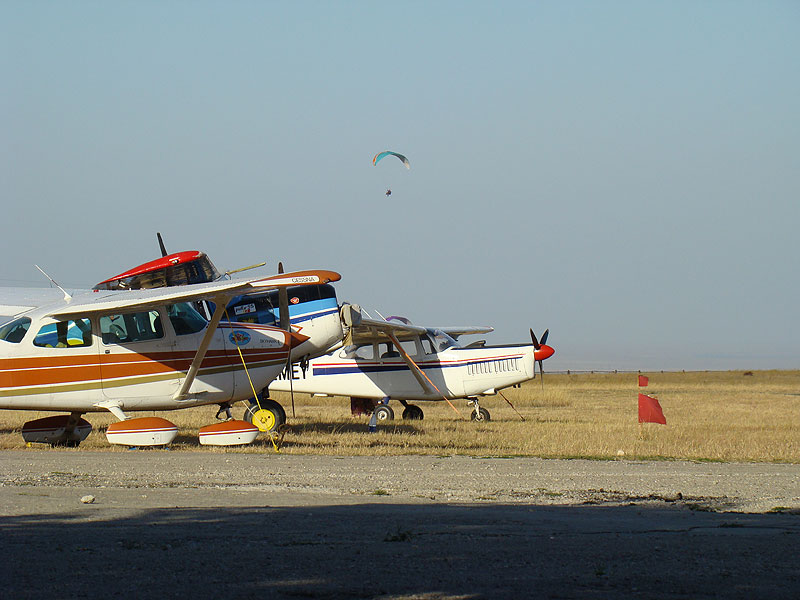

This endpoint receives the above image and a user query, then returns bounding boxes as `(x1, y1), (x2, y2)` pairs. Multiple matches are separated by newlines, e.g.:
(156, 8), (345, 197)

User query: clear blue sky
(2, 1), (798, 371)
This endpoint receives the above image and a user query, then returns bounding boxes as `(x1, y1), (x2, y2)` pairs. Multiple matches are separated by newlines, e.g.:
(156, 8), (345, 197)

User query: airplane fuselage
(0, 304), (296, 414)
(270, 344), (536, 401)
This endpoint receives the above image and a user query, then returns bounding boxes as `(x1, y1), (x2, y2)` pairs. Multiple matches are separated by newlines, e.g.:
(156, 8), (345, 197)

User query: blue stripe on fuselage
(312, 355), (521, 376)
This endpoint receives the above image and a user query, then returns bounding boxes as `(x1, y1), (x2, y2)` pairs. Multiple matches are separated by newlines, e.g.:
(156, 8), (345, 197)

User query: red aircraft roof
(95, 251), (204, 285)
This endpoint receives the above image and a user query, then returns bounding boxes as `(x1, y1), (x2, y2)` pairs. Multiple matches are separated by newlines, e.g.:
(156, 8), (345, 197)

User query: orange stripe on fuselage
(0, 348), (288, 389)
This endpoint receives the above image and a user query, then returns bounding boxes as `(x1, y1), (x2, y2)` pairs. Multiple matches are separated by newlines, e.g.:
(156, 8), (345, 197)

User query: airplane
(0, 268), (341, 447)
(0, 236), (349, 434)
(268, 314), (555, 422)
(88, 236), (350, 432)
(92, 245), (346, 370)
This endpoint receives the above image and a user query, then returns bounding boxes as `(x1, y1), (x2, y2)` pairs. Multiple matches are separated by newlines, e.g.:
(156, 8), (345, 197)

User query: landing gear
(468, 398), (491, 422)
(399, 399), (424, 420)
(243, 397), (287, 432)
(215, 402), (234, 420)
(373, 405), (394, 421)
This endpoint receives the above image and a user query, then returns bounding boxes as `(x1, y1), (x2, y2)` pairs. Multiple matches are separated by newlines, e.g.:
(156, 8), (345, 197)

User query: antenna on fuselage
(34, 265), (72, 301)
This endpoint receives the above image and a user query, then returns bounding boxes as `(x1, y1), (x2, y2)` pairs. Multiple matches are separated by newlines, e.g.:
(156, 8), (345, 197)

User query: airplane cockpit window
(100, 311), (163, 344)
(224, 295), (277, 326)
(339, 344), (374, 360)
(379, 340), (418, 358)
(33, 318), (92, 348)
(339, 345), (359, 359)
(167, 303), (207, 335)
(0, 317), (31, 344)
(427, 329), (460, 352)
(93, 255), (220, 291)
(380, 342), (400, 358)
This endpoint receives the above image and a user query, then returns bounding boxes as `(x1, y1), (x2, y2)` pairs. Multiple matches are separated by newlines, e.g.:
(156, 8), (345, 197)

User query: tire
(470, 407), (491, 422)
(244, 398), (286, 432)
(401, 405), (424, 420)
(373, 405), (394, 421)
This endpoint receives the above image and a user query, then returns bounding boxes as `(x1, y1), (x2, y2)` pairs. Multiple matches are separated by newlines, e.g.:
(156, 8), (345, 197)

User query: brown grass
(1, 370), (798, 462)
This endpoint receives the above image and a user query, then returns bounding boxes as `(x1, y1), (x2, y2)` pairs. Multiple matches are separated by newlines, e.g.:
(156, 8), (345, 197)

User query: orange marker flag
(638, 393), (666, 425)
(638, 375), (649, 387)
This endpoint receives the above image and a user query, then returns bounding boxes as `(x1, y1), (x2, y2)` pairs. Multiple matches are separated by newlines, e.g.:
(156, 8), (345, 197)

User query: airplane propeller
(530, 328), (553, 388)
(277, 261), (295, 418)
(157, 232), (168, 257)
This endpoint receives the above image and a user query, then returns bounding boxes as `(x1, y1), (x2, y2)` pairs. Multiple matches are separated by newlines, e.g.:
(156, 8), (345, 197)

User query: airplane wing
(437, 326), (494, 339)
(0, 287), (85, 322)
(48, 270), (341, 318)
(348, 319), (493, 345)
(347, 318), (438, 396)
(343, 317), (493, 403)
(348, 317), (428, 345)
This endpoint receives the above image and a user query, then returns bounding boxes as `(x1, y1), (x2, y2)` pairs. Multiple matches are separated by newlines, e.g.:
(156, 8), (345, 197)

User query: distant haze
(2, 2), (798, 372)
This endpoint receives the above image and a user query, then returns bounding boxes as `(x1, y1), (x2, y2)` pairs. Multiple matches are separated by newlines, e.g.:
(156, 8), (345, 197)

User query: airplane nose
(534, 344), (555, 361)
(288, 331), (310, 349)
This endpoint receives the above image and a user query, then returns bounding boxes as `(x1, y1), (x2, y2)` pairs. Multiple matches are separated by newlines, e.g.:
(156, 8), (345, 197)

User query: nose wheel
(468, 398), (491, 422)
(373, 404), (394, 421)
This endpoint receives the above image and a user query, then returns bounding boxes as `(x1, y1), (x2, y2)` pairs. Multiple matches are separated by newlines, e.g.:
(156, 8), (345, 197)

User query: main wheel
(244, 399), (286, 432)
(470, 407), (491, 422)
(402, 405), (424, 420)
(373, 405), (394, 421)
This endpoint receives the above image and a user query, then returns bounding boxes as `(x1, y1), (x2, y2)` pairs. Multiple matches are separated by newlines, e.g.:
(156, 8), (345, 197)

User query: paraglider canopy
(373, 151), (410, 169)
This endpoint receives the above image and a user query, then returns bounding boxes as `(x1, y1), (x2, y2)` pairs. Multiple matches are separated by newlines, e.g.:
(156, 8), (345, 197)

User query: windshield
(94, 256), (220, 290)
(0, 317), (31, 343)
(427, 329), (460, 352)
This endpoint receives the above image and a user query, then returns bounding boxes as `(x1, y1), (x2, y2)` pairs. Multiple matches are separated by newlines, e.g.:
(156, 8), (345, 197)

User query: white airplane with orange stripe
(269, 313), (554, 422)
(0, 269), (341, 447)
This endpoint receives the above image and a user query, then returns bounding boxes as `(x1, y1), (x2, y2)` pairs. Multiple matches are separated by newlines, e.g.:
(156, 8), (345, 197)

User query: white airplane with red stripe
(269, 313), (554, 422)
(0, 269), (341, 446)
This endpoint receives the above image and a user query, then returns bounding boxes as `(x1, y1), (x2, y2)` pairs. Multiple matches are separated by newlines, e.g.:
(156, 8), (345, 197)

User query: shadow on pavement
(2, 502), (799, 599)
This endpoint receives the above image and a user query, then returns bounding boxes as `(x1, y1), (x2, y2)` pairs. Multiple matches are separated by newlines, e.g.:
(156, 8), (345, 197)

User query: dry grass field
(1, 370), (798, 462)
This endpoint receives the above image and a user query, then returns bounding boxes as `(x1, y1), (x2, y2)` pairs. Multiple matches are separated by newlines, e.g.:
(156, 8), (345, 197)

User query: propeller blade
(529, 328), (541, 350)
(157, 232), (168, 258)
(278, 287), (290, 331)
(276, 261), (290, 330)
(540, 329), (549, 346)
(538, 359), (544, 389)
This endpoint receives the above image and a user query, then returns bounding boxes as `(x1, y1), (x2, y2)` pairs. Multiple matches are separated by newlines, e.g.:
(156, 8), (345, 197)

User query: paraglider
(372, 151), (410, 169)
(373, 150), (409, 198)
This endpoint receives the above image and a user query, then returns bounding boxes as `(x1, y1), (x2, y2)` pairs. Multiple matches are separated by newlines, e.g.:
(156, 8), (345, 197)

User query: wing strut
(384, 332), (463, 418)
(173, 297), (228, 401)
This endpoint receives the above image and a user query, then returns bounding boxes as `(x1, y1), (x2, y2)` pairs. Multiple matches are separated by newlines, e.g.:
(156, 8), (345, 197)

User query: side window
(0, 317), (31, 344)
(379, 342), (400, 359)
(100, 311), (163, 344)
(401, 340), (420, 357)
(420, 338), (435, 355)
(339, 343), (375, 360)
(167, 303), (207, 335)
(33, 318), (92, 348)
(380, 340), (418, 358)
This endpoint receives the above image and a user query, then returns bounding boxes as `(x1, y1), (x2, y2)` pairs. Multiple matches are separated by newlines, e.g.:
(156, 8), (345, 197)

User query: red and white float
(106, 417), (178, 447)
(198, 419), (259, 446)
(21, 415), (92, 445)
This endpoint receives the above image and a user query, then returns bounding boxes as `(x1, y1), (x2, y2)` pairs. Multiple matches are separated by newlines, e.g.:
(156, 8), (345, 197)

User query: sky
(1, 1), (798, 372)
